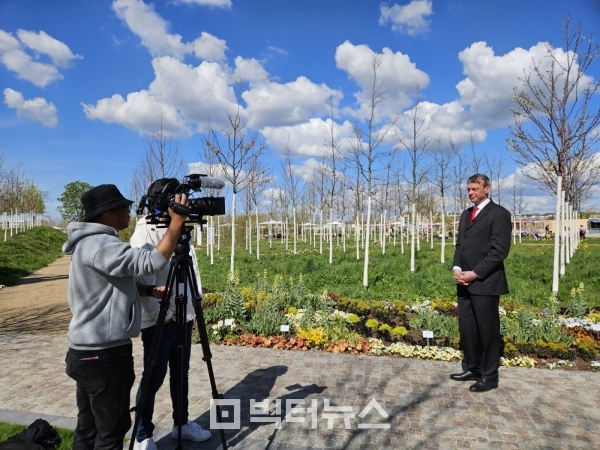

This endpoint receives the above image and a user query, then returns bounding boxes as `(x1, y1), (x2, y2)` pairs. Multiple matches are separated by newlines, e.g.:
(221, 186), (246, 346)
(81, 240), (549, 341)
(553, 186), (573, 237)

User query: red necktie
(469, 206), (478, 224)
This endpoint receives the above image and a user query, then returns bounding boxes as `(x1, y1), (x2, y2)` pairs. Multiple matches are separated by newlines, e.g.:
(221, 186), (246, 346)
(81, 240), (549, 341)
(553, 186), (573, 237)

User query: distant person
(62, 184), (189, 450)
(580, 225), (586, 240)
(130, 178), (211, 450)
(451, 174), (511, 393)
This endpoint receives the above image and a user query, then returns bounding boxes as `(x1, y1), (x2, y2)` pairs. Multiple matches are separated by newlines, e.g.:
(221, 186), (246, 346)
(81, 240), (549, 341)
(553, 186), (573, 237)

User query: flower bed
(199, 273), (600, 370)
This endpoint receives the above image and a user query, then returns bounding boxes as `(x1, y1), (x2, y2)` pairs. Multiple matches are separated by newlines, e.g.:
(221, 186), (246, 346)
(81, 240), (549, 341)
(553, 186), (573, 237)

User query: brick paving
(0, 331), (599, 449)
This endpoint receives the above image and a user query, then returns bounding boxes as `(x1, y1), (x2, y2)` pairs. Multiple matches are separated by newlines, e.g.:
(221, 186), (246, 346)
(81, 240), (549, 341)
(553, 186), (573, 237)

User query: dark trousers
(65, 343), (135, 450)
(135, 320), (193, 442)
(457, 289), (500, 380)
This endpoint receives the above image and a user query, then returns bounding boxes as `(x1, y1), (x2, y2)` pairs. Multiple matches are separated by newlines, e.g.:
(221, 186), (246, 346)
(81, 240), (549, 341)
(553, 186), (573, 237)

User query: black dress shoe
(450, 370), (481, 381)
(469, 377), (498, 392)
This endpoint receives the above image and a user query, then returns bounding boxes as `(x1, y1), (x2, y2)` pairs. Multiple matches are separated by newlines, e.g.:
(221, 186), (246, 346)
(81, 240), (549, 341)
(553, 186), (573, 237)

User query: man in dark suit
(451, 174), (511, 392)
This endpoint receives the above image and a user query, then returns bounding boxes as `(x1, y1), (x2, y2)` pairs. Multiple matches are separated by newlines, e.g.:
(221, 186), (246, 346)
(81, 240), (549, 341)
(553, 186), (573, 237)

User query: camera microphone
(199, 177), (226, 190)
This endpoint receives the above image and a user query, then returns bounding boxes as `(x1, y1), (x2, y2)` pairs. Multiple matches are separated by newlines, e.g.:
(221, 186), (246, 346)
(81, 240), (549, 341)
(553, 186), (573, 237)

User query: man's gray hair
(467, 174), (491, 187)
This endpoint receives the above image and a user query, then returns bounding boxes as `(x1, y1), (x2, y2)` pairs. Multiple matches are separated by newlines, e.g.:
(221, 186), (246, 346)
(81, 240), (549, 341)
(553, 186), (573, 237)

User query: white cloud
(291, 157), (323, 182)
(82, 56), (240, 134)
(82, 90), (190, 135)
(112, 0), (230, 62)
(0, 29), (78, 87)
(112, 0), (189, 59)
(268, 46), (288, 56)
(335, 41), (429, 119)
(174, 0), (232, 8)
(16, 30), (81, 67)
(148, 56), (239, 125)
(395, 100), (487, 145)
(379, 0), (433, 36)
(455, 41), (594, 129)
(242, 76), (342, 129)
(4, 87), (58, 126)
(233, 56), (268, 84)
(261, 118), (354, 157)
(191, 32), (227, 61)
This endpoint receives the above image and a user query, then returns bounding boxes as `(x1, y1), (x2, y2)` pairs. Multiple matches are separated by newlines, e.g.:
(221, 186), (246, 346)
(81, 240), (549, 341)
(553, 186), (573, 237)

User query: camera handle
(129, 225), (227, 450)
(169, 202), (191, 216)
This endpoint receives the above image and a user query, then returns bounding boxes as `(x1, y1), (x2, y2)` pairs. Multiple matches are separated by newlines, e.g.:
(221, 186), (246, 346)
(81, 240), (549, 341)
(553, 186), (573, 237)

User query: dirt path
(0, 255), (71, 336)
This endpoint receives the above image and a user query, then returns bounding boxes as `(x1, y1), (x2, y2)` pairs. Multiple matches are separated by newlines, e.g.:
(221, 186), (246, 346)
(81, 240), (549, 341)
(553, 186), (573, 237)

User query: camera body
(136, 174), (226, 226)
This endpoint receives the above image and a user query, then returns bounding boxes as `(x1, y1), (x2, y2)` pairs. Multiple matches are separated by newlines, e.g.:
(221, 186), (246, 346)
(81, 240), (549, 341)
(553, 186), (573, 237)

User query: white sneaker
(133, 437), (157, 450)
(171, 420), (212, 442)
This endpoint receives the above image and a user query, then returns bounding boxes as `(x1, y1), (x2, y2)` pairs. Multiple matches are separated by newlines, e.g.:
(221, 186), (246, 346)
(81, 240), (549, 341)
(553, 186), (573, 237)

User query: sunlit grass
(196, 237), (600, 307)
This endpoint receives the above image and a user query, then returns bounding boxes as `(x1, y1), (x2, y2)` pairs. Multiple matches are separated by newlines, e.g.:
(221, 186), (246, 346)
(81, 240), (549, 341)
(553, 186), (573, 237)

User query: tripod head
(174, 225), (194, 258)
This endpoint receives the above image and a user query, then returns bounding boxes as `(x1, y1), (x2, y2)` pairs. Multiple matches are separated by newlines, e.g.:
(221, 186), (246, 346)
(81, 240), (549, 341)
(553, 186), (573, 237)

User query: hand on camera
(168, 193), (190, 223)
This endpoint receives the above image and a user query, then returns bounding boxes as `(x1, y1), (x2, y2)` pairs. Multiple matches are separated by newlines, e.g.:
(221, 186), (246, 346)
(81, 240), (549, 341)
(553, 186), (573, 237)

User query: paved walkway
(1, 259), (600, 448)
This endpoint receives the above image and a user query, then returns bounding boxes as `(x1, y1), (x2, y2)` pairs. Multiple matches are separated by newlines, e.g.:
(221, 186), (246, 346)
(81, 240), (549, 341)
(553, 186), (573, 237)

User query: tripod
(129, 224), (227, 450)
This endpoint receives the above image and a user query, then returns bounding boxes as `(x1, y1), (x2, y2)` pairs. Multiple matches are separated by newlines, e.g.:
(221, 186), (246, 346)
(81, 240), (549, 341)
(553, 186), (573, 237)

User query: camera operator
(62, 184), (189, 450)
(129, 178), (211, 450)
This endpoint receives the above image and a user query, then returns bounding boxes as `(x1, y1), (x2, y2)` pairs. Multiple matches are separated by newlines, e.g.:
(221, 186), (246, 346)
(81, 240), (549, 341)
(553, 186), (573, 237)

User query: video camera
(136, 174), (226, 226)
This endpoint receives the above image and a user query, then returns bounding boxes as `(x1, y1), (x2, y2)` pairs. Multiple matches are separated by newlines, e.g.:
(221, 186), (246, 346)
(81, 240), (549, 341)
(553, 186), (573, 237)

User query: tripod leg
(186, 262), (228, 450)
(128, 260), (178, 450)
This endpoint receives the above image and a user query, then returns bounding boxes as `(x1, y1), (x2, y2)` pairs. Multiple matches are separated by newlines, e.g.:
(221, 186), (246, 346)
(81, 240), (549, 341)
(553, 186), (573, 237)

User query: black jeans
(135, 320), (193, 442)
(65, 343), (135, 450)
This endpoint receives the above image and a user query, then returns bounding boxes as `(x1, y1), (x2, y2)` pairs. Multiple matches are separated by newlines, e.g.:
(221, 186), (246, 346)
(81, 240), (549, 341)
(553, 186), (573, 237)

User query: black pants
(457, 289), (500, 380)
(135, 321), (193, 441)
(66, 343), (135, 450)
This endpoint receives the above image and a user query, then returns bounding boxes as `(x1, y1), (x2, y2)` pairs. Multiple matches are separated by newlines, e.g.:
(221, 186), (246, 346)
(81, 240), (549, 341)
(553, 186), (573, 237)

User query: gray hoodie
(63, 222), (169, 350)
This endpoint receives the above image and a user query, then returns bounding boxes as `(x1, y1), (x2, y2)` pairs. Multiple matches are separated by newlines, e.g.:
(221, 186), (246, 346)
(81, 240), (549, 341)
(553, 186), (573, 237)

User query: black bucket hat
(81, 184), (133, 222)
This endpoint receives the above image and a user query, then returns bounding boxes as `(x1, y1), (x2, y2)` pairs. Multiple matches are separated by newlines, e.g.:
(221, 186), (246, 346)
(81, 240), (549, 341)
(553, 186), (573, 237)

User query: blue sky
(1, 0), (600, 220)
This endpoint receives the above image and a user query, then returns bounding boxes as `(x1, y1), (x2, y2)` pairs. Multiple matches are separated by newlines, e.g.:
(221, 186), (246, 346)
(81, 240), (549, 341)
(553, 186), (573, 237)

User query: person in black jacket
(450, 174), (511, 393)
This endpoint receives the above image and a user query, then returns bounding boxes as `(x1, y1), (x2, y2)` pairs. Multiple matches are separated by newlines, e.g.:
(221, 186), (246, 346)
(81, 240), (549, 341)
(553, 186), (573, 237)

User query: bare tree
(449, 137), (471, 211)
(507, 14), (600, 210)
(204, 106), (267, 274)
(0, 160), (46, 215)
(347, 52), (398, 289)
(130, 116), (186, 202)
(468, 132), (484, 175)
(430, 136), (455, 263)
(323, 98), (343, 265)
(281, 141), (304, 254)
(396, 91), (433, 208)
(395, 90), (433, 272)
(484, 149), (507, 205)
(245, 156), (271, 260)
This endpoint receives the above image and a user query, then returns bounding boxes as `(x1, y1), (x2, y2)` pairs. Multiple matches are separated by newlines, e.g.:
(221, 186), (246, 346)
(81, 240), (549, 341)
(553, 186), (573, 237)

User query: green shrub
(346, 313), (360, 324)
(246, 295), (287, 336)
(515, 340), (535, 355)
(535, 340), (573, 360)
(431, 297), (456, 315)
(391, 326), (408, 337)
(574, 338), (599, 361)
(378, 323), (392, 333)
(568, 283), (588, 318)
(502, 341), (518, 358)
(365, 318), (379, 329)
(203, 293), (222, 307)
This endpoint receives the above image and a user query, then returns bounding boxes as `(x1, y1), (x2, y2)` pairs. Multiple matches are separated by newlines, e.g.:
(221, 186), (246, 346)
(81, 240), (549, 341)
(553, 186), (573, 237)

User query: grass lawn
(195, 236), (600, 308)
(0, 226), (67, 286)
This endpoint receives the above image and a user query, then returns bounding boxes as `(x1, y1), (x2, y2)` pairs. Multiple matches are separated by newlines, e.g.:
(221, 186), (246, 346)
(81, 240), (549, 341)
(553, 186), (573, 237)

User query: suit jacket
(453, 200), (511, 296)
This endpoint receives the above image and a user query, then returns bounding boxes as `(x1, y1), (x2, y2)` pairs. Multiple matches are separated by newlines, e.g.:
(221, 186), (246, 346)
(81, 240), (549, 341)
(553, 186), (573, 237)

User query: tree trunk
(256, 208), (260, 261)
(410, 203), (416, 273)
(363, 196), (372, 289)
(329, 209), (333, 266)
(293, 208), (297, 255)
